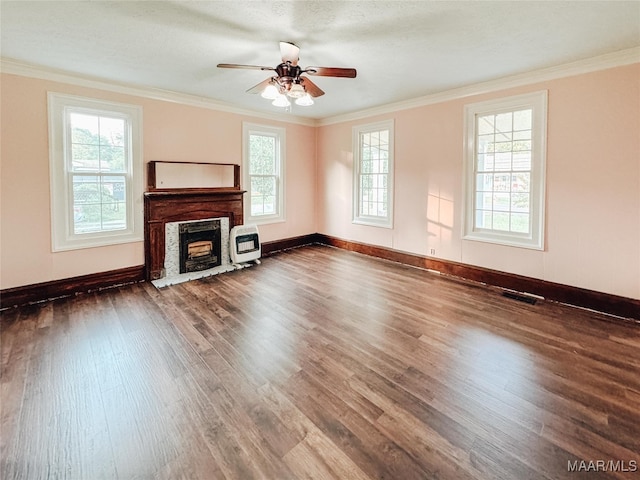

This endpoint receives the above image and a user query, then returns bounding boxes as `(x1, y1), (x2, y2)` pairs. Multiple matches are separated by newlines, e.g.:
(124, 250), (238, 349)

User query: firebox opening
(188, 240), (213, 258)
(179, 220), (221, 274)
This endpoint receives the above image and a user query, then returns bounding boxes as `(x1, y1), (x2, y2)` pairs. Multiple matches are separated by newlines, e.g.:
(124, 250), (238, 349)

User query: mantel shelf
(144, 188), (246, 197)
(144, 188), (245, 281)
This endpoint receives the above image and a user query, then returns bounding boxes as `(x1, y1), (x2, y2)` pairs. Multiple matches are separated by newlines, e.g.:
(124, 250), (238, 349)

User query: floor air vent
(502, 291), (538, 305)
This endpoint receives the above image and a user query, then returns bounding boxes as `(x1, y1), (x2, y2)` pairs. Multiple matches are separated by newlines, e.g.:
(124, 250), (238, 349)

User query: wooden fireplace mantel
(144, 189), (245, 281)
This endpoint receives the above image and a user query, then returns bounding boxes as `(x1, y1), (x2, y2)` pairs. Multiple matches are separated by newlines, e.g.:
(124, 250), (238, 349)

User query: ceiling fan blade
(279, 41), (300, 65)
(304, 66), (357, 78)
(217, 63), (275, 71)
(300, 77), (325, 97)
(246, 77), (274, 94)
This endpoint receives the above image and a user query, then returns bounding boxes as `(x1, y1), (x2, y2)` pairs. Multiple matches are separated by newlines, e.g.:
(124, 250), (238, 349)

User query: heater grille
(230, 225), (261, 263)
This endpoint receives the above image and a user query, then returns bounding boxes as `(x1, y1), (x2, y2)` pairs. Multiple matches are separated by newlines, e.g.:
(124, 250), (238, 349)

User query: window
(48, 93), (143, 251)
(353, 119), (394, 228)
(242, 123), (285, 224)
(463, 91), (547, 250)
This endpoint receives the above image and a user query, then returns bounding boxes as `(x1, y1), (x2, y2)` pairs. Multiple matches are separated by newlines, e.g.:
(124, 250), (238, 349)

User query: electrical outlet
(430, 248), (436, 255)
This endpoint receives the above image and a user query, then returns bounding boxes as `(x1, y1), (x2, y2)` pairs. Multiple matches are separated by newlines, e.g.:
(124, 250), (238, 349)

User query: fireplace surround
(144, 162), (244, 282)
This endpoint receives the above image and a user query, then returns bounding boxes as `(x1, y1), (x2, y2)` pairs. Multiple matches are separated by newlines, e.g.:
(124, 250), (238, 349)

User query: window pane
(513, 140), (531, 152)
(354, 122), (393, 226)
(99, 145), (125, 173)
(494, 152), (512, 171)
(478, 134), (494, 153)
(70, 113), (99, 142)
(495, 112), (512, 132)
(493, 212), (510, 231)
(511, 193), (530, 213)
(476, 210), (492, 229)
(512, 172), (530, 192)
(476, 192), (492, 210)
(72, 144), (99, 171)
(71, 113), (126, 174)
(99, 117), (125, 147)
(477, 173), (493, 192)
(465, 92), (545, 248)
(493, 174), (510, 192)
(512, 152), (531, 171)
(250, 175), (276, 216)
(511, 213), (530, 233)
(493, 193), (510, 212)
(249, 134), (276, 175)
(494, 141), (512, 153)
(263, 196), (276, 215)
(72, 174), (127, 234)
(513, 130), (531, 141)
(477, 115), (495, 135)
(101, 202), (126, 231)
(477, 154), (494, 172)
(513, 109), (532, 131)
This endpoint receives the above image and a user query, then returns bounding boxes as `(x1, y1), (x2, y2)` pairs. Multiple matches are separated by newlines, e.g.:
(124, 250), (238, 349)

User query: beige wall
(317, 64), (640, 300)
(0, 74), (317, 289)
(2, 64), (639, 301)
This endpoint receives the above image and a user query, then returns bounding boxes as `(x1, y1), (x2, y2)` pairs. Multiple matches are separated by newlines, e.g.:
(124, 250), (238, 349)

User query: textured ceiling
(2, 1), (639, 120)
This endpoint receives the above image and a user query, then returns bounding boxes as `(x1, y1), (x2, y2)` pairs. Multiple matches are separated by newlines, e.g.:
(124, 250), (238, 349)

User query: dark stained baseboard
(261, 233), (322, 256)
(315, 234), (640, 322)
(3, 233), (638, 322)
(0, 265), (145, 310)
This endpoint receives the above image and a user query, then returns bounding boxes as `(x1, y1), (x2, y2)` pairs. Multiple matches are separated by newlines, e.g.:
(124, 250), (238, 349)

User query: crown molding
(3, 46), (638, 129)
(318, 47), (640, 126)
(0, 57), (318, 127)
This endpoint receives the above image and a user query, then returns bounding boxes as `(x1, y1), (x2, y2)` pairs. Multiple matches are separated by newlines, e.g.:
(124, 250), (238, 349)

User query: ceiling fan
(217, 42), (357, 107)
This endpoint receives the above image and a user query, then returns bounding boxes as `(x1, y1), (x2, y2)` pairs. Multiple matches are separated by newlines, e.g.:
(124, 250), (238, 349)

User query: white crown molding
(318, 47), (640, 126)
(0, 57), (317, 127)
(2, 46), (638, 128)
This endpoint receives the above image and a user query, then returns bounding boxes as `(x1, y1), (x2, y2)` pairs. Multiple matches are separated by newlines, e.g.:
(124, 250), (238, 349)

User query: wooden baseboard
(261, 233), (321, 256)
(3, 234), (638, 322)
(315, 234), (640, 322)
(0, 265), (145, 309)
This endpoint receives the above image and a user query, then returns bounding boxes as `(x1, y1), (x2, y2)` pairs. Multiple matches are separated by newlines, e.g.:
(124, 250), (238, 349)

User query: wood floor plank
(2, 244), (639, 479)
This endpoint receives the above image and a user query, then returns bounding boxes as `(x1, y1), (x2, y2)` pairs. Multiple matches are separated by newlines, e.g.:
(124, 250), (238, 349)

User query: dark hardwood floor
(1, 245), (639, 479)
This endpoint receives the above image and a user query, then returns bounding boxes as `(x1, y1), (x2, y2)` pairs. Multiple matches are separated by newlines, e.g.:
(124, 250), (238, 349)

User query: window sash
(48, 92), (143, 251)
(463, 91), (547, 250)
(249, 174), (278, 217)
(472, 108), (533, 236)
(242, 123), (285, 224)
(353, 120), (394, 228)
(69, 172), (130, 235)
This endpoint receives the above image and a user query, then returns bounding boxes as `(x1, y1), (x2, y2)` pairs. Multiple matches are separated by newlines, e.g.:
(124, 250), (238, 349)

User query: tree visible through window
(48, 93), (143, 251)
(242, 123), (285, 224)
(70, 113), (127, 234)
(249, 133), (278, 217)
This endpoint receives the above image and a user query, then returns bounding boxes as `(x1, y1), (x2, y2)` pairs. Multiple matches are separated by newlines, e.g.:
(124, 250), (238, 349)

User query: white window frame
(352, 119), (395, 228)
(463, 91), (547, 250)
(242, 122), (286, 225)
(48, 92), (143, 252)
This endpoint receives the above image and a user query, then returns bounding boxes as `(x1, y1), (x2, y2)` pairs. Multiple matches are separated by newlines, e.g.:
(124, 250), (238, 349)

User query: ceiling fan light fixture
(261, 83), (280, 99)
(219, 42), (356, 110)
(272, 94), (291, 107)
(287, 82), (306, 99)
(295, 93), (314, 106)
